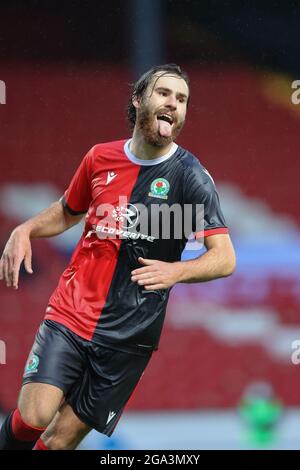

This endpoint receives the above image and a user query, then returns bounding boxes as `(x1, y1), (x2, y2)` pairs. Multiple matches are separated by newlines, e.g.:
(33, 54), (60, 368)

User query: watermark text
(0, 340), (6, 364)
(91, 198), (205, 250)
(291, 80), (300, 105)
(0, 80), (6, 104)
(291, 340), (300, 365)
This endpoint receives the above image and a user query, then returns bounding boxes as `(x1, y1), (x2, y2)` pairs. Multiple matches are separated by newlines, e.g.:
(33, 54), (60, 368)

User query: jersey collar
(124, 139), (178, 166)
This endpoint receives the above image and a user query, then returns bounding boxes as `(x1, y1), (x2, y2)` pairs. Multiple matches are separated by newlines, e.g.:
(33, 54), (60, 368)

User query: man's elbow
(221, 253), (236, 277)
(62, 205), (84, 230)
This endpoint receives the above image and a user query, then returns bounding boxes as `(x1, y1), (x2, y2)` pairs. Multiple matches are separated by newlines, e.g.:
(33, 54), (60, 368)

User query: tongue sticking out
(158, 119), (172, 137)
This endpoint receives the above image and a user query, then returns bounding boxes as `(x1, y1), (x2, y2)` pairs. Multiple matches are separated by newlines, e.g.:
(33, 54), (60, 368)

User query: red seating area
(1, 63), (299, 223)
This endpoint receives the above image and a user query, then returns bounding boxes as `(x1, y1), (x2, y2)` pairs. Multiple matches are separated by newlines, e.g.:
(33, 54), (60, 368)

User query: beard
(137, 105), (185, 147)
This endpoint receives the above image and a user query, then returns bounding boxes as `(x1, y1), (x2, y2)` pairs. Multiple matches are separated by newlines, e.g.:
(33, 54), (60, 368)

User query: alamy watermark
(291, 340), (300, 365)
(291, 80), (300, 105)
(87, 197), (205, 250)
(0, 80), (6, 104)
(0, 340), (6, 364)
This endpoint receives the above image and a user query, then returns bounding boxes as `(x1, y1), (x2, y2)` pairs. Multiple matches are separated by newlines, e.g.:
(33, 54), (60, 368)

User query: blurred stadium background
(1, 0), (300, 449)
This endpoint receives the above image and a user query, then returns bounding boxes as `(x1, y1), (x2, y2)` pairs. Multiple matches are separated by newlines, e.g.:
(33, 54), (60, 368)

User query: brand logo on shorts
(106, 410), (117, 424)
(148, 178), (170, 199)
(24, 353), (39, 375)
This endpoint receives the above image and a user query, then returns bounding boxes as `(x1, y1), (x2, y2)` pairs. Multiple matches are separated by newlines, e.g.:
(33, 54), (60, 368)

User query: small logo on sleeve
(106, 171), (117, 185)
(24, 353), (39, 375)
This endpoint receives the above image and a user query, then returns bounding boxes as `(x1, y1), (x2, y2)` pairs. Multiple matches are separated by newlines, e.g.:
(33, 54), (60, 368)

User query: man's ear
(132, 96), (141, 109)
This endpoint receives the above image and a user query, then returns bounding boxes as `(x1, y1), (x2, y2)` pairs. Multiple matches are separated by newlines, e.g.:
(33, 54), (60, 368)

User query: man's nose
(165, 94), (177, 109)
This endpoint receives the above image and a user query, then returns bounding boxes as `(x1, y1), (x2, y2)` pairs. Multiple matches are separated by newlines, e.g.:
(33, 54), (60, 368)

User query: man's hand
(131, 235), (236, 290)
(131, 257), (181, 290)
(0, 227), (33, 289)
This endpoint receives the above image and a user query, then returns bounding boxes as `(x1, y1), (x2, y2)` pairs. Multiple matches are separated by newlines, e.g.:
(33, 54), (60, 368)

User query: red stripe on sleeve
(195, 227), (229, 239)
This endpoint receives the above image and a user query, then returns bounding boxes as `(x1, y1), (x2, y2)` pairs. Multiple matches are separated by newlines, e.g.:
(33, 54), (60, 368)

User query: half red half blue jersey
(45, 139), (229, 354)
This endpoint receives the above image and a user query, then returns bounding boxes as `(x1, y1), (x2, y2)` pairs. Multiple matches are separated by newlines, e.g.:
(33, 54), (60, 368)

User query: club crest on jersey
(24, 353), (39, 375)
(148, 178), (170, 200)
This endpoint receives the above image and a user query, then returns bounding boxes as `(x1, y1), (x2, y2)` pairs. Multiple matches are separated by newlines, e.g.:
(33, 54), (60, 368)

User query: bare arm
(131, 234), (236, 290)
(0, 200), (84, 289)
(21, 199), (84, 238)
(175, 234), (236, 283)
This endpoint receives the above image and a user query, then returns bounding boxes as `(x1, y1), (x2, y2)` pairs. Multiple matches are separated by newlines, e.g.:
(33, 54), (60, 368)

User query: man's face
(134, 73), (189, 147)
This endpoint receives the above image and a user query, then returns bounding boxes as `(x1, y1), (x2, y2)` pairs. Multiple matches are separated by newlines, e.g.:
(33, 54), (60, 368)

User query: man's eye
(159, 91), (167, 96)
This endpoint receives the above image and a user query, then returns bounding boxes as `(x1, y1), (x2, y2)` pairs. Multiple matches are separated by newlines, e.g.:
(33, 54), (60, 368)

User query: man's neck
(130, 128), (174, 161)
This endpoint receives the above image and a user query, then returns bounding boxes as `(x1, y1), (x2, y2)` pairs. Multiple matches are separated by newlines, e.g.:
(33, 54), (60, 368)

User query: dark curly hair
(127, 63), (190, 131)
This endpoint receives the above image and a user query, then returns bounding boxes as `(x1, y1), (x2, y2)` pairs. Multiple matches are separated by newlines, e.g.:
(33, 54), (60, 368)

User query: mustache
(156, 109), (177, 123)
(138, 105), (184, 131)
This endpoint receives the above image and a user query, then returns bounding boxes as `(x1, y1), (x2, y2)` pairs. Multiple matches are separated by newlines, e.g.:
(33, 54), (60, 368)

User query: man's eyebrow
(155, 87), (188, 99)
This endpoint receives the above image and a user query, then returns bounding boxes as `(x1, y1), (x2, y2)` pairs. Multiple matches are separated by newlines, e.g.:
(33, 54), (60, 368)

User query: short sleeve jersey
(45, 139), (228, 354)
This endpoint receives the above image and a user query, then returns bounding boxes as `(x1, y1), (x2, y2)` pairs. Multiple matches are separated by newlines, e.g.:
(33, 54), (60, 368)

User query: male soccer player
(0, 64), (236, 450)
